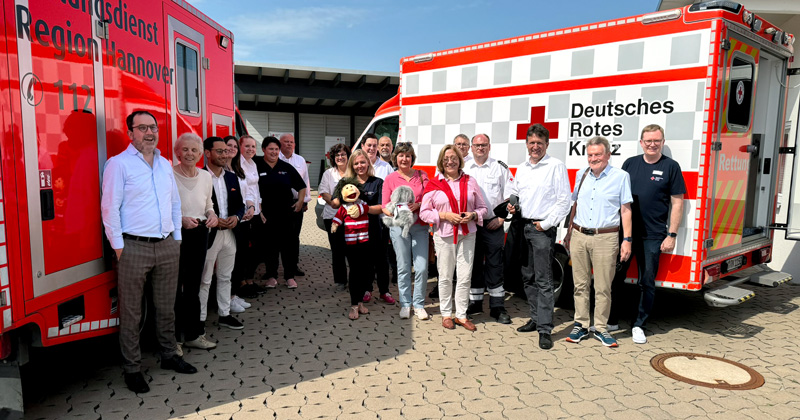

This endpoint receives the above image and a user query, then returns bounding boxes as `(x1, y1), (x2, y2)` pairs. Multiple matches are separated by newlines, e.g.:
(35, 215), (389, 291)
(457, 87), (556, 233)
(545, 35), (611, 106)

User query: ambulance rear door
(707, 24), (789, 258)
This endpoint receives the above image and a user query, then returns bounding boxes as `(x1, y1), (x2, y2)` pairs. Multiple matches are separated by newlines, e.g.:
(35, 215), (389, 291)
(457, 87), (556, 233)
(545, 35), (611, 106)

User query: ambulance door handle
(40, 190), (55, 221)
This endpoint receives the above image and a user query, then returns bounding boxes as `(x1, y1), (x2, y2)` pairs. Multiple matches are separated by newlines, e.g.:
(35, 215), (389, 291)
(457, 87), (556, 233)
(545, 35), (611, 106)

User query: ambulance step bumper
(704, 286), (756, 308)
(743, 264), (792, 288)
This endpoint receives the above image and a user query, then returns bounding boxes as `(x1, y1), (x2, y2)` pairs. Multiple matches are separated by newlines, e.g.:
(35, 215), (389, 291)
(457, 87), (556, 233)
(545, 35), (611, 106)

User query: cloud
(225, 7), (366, 45)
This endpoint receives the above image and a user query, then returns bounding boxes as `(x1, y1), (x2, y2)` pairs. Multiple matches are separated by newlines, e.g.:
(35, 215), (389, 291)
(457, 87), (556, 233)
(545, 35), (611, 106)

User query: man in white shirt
(463, 134), (513, 324)
(201, 137), (245, 331)
(363, 133), (394, 179)
(505, 124), (571, 350)
(101, 110), (195, 394)
(454, 134), (472, 164)
(378, 136), (394, 166)
(279, 133), (311, 277)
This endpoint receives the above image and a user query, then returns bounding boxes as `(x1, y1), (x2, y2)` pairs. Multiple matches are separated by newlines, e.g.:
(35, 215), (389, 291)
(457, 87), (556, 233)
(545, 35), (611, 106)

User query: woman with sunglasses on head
(382, 142), (430, 320)
(223, 136), (258, 312)
(318, 143), (351, 291)
(420, 145), (487, 331)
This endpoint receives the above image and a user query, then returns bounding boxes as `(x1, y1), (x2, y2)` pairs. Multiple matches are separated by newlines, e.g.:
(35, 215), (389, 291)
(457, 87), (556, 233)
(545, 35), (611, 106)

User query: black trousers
(470, 223), (506, 309)
(291, 210), (304, 270)
(384, 225), (398, 283)
(367, 225), (391, 295)
(324, 218), (347, 285)
(265, 213), (297, 279)
(346, 242), (374, 305)
(175, 225), (209, 342)
(232, 216), (266, 288)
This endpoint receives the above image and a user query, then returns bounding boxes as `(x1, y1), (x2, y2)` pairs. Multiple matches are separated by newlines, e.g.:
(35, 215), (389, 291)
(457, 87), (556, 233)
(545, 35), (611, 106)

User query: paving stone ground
(21, 198), (800, 419)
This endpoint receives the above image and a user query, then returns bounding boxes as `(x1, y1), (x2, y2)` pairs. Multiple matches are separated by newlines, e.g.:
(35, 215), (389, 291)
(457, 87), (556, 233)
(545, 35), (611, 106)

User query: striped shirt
(332, 202), (370, 244)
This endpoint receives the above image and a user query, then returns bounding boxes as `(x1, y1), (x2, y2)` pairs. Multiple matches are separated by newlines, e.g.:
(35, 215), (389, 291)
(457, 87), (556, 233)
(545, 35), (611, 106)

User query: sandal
(358, 303), (369, 314)
(349, 306), (359, 320)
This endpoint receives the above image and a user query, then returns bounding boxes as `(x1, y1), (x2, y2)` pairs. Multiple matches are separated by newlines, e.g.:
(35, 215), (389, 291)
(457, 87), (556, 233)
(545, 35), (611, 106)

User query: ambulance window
(176, 42), (200, 114)
(372, 117), (399, 144)
(726, 56), (753, 131)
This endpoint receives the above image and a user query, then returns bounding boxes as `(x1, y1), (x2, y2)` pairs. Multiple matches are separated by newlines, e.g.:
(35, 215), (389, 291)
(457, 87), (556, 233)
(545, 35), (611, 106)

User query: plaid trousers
(117, 236), (181, 373)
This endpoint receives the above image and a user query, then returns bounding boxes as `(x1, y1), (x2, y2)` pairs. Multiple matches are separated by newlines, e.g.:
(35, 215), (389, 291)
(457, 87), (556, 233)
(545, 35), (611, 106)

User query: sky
(191, 0), (662, 73)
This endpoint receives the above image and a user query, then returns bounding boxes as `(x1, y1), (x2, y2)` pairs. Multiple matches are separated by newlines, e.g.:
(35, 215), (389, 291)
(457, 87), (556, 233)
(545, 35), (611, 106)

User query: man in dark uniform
(258, 136), (307, 289)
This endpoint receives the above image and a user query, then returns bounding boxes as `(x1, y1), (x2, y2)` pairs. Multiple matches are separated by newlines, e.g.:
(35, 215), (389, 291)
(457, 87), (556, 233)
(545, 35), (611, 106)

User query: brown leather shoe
(442, 317), (455, 329)
(455, 318), (477, 332)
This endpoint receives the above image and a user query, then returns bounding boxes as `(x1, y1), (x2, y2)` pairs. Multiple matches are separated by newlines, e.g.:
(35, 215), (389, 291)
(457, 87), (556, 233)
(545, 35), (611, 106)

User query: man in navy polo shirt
(612, 124), (685, 345)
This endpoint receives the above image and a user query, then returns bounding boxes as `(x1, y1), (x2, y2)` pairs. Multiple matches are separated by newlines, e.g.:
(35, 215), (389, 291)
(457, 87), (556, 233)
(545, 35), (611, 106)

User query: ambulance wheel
(553, 247), (573, 309)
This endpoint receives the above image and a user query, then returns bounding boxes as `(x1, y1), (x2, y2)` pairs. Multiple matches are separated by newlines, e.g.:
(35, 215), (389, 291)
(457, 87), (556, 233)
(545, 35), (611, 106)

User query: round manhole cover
(651, 352), (764, 390)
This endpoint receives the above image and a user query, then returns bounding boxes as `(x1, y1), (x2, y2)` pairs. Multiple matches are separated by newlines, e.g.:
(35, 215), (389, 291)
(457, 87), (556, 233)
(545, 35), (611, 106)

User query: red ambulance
(358, 1), (798, 307)
(0, 0), (235, 412)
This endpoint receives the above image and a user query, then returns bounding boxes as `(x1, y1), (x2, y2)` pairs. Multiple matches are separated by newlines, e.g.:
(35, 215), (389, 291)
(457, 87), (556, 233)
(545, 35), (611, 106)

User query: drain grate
(650, 352), (764, 390)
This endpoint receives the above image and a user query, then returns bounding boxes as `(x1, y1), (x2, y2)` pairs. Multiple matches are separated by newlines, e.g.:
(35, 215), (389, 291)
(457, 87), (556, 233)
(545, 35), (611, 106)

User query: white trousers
(199, 229), (236, 320)
(434, 232), (476, 319)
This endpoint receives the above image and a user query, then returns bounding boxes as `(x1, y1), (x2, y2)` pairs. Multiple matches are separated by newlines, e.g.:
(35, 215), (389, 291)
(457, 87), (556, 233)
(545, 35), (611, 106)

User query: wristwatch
(623, 237), (632, 242)
(668, 232), (677, 238)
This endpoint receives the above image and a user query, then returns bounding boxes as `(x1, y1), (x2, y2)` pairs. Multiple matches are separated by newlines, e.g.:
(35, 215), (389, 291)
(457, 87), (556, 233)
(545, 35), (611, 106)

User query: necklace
(178, 164), (197, 178)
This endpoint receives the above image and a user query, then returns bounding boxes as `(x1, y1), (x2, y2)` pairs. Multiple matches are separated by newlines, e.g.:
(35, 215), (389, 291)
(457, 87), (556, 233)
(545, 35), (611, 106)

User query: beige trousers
(434, 232), (476, 319)
(571, 229), (619, 332)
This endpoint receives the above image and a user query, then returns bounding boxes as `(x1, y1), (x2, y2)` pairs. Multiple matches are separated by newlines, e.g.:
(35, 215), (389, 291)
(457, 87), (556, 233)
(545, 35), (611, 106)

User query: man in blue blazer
(199, 137), (246, 331)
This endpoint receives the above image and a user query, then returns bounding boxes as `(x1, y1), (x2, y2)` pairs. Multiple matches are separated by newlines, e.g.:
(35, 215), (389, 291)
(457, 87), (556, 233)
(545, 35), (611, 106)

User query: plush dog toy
(331, 177), (369, 240)
(382, 185), (417, 238)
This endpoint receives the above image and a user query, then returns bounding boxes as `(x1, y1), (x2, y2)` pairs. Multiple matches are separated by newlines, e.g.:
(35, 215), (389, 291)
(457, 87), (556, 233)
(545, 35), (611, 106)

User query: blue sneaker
(593, 330), (619, 347)
(565, 323), (589, 343)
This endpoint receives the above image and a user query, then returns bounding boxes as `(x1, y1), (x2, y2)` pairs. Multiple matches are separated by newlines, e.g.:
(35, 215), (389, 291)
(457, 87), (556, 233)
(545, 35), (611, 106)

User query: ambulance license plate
(722, 255), (745, 273)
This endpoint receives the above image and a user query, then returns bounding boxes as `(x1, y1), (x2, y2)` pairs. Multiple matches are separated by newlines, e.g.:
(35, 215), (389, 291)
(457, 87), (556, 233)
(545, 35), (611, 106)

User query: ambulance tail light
(642, 9), (681, 24)
(704, 263), (721, 285)
(752, 247), (772, 264)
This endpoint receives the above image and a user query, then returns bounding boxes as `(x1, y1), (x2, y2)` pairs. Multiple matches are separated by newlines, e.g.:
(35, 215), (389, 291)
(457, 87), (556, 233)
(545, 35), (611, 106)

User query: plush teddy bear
(382, 185), (417, 238)
(330, 177), (369, 242)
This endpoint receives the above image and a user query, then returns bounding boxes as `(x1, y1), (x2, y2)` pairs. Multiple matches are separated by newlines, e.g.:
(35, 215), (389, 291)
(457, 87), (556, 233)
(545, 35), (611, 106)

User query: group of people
(101, 111), (312, 394)
(319, 123), (683, 353)
(101, 110), (684, 395)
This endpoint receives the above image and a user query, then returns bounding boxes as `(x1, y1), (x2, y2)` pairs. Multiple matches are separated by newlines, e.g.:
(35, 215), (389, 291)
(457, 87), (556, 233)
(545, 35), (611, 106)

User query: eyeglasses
(132, 124), (158, 133)
(335, 153), (348, 158)
(641, 139), (664, 145)
(212, 149), (228, 155)
(472, 143), (489, 148)
(396, 142), (412, 147)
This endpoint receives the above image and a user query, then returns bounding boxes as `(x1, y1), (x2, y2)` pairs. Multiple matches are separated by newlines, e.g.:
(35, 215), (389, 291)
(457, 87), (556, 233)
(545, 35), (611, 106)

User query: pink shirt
(420, 173), (488, 239)
(382, 169), (429, 226)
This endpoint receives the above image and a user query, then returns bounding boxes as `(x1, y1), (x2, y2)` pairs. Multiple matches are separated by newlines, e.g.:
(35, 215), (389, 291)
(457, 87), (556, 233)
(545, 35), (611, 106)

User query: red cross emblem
(735, 81), (745, 105)
(516, 106), (559, 140)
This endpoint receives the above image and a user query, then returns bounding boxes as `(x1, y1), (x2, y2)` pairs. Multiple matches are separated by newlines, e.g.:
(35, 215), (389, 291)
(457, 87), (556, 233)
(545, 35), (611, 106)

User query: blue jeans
(633, 238), (661, 328)
(390, 224), (429, 309)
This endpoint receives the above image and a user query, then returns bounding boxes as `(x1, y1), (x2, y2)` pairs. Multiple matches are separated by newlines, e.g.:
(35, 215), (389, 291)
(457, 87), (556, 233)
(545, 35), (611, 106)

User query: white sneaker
(233, 296), (251, 309)
(414, 308), (429, 320)
(184, 335), (217, 350)
(607, 324), (619, 332)
(399, 307), (411, 319)
(632, 327), (647, 344)
(230, 300), (246, 314)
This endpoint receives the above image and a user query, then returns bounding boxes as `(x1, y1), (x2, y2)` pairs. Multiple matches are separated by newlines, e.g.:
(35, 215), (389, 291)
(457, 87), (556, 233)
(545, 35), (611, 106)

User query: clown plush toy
(331, 177), (373, 321)
(331, 177), (369, 241)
